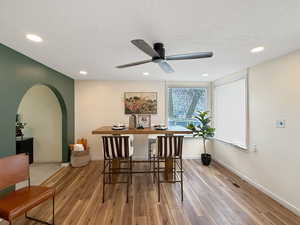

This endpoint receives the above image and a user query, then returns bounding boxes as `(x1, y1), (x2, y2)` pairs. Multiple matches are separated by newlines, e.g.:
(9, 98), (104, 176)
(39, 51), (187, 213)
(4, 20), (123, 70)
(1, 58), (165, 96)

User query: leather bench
(0, 154), (55, 225)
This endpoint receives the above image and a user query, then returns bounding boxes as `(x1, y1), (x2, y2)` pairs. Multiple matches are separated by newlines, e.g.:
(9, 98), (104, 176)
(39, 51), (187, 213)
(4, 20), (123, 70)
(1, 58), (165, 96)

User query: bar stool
(154, 135), (184, 202)
(102, 136), (133, 203)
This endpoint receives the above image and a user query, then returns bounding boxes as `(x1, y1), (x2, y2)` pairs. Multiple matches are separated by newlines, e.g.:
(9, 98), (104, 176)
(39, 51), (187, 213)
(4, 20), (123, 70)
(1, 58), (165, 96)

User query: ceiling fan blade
(131, 39), (160, 58)
(116, 59), (152, 68)
(159, 61), (174, 73)
(166, 52), (213, 60)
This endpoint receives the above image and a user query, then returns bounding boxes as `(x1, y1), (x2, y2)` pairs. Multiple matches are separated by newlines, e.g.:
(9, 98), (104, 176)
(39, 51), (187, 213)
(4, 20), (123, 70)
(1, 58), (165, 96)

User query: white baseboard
(182, 154), (201, 159)
(214, 158), (300, 217)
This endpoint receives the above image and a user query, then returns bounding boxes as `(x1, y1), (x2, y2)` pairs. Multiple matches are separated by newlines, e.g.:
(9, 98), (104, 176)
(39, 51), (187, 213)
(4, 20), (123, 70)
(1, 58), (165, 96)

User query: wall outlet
(276, 120), (286, 128)
(252, 144), (257, 152)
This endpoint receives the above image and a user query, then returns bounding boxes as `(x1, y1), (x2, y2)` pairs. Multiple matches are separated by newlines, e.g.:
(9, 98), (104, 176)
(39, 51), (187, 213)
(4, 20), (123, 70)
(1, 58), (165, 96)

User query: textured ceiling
(1, 0), (300, 81)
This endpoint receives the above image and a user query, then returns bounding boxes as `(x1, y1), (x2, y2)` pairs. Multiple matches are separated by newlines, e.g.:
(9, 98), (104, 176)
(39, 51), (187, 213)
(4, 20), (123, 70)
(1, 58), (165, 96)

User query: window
(168, 87), (208, 128)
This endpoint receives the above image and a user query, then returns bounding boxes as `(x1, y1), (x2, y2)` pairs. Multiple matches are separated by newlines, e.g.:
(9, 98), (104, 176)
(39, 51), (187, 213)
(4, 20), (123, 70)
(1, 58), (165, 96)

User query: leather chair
(0, 154), (55, 225)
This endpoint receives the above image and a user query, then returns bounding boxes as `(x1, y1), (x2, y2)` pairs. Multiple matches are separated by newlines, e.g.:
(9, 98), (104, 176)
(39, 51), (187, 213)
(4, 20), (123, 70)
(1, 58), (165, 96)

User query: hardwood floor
(2, 160), (300, 225)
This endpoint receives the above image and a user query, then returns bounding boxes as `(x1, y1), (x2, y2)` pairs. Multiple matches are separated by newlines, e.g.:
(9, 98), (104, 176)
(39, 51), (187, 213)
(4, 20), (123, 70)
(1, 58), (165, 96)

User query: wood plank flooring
(2, 160), (300, 225)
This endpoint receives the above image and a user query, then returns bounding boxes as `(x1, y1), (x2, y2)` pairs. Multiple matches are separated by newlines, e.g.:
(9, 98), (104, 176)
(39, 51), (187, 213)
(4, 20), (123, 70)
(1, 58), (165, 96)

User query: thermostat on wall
(276, 120), (286, 128)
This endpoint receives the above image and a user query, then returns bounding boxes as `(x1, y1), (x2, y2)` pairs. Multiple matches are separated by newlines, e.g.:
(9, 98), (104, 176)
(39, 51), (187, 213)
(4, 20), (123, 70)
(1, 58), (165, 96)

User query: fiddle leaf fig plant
(187, 111), (215, 154)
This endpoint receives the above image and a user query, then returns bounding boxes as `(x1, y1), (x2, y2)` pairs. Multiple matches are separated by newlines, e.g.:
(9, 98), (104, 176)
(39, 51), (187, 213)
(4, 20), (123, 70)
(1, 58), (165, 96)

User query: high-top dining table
(92, 126), (192, 135)
(92, 126), (192, 181)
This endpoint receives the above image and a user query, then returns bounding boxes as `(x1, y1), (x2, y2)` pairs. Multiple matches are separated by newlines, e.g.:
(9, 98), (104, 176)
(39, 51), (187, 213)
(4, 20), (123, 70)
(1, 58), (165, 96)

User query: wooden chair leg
(180, 158), (183, 202)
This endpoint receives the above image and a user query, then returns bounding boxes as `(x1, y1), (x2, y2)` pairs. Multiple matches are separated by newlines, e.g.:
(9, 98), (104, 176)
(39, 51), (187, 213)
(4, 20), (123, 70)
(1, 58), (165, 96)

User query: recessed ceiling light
(79, 71), (87, 75)
(26, 34), (43, 42)
(143, 72), (149, 76)
(202, 73), (209, 77)
(251, 46), (264, 53)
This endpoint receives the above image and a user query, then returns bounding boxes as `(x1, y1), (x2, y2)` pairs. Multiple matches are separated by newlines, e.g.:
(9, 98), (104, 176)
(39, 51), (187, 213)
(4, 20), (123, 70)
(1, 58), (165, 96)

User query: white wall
(212, 50), (300, 215)
(18, 85), (62, 162)
(75, 80), (212, 160)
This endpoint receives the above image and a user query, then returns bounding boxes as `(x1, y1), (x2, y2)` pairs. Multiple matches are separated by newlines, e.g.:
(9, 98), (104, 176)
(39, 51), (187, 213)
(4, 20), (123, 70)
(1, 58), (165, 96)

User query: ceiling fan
(116, 39), (213, 73)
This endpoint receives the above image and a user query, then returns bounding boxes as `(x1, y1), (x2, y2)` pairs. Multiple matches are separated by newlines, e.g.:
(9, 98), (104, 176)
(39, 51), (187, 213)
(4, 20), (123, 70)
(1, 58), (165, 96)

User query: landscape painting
(124, 92), (157, 114)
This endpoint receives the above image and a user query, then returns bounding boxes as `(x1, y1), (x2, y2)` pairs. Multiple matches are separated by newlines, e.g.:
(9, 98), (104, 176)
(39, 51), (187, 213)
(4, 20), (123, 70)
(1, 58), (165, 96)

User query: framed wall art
(124, 92), (157, 114)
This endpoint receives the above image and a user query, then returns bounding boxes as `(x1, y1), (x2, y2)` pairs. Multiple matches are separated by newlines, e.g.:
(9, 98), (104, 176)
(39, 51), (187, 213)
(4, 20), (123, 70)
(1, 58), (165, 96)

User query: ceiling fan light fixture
(202, 73), (209, 77)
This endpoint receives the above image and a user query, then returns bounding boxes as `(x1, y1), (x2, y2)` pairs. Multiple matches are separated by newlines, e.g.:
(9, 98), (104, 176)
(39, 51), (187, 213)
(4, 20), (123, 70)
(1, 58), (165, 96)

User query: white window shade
(214, 78), (247, 149)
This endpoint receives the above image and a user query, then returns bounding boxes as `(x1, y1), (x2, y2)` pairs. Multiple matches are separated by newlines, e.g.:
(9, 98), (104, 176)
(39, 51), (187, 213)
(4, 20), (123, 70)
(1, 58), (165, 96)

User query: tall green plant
(187, 111), (215, 154)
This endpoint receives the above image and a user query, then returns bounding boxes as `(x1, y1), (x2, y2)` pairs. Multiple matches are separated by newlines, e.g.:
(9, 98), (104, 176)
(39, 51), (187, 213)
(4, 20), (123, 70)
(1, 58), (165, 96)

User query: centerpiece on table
(187, 111), (215, 166)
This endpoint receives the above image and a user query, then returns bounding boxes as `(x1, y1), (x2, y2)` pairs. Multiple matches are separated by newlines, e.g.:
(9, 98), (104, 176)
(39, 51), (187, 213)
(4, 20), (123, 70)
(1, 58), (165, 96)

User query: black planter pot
(201, 153), (211, 166)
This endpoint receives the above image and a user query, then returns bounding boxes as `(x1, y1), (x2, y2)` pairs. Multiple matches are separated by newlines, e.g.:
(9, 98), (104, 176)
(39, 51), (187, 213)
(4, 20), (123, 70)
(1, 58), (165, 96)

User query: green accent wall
(0, 43), (74, 162)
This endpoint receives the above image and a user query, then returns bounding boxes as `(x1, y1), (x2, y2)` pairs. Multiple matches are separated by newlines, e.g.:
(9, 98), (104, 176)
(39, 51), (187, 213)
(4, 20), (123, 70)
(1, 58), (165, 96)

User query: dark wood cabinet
(16, 137), (34, 164)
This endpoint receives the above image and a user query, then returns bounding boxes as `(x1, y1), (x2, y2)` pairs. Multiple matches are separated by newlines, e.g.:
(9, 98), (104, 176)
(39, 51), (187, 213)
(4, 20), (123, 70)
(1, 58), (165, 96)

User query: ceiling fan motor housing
(153, 43), (165, 59)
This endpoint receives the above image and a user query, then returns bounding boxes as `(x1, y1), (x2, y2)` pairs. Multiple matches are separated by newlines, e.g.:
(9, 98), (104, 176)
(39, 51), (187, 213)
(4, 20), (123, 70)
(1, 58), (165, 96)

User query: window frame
(165, 81), (212, 136)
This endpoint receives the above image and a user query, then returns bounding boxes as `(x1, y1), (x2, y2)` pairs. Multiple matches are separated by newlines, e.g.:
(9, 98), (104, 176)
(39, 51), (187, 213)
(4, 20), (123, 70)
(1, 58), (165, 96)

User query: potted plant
(187, 111), (215, 166)
(16, 119), (26, 138)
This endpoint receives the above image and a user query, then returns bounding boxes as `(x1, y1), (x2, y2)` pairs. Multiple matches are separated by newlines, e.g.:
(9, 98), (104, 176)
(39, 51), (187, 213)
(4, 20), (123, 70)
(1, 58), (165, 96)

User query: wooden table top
(92, 126), (193, 135)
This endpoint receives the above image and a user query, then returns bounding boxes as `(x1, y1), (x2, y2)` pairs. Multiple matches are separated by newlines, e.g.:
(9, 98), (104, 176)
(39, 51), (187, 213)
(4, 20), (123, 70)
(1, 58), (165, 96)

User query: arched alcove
(16, 84), (68, 162)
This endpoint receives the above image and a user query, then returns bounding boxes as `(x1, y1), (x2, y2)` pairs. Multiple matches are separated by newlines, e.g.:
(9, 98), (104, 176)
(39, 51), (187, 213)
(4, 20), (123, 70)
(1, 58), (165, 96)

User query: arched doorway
(16, 84), (68, 185)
